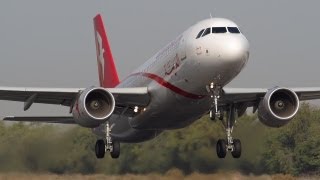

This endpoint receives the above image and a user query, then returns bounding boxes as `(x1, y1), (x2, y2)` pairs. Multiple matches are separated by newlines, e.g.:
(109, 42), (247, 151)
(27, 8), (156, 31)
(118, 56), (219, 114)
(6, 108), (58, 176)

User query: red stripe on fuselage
(130, 73), (206, 99)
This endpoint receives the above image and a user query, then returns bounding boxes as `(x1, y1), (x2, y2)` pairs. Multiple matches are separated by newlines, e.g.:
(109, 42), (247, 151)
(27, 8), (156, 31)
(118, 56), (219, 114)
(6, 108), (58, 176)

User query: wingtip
(3, 116), (14, 120)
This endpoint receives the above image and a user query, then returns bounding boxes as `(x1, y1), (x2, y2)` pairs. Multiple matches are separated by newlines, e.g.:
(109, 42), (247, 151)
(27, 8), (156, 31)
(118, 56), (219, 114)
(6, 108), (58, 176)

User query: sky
(0, 0), (320, 116)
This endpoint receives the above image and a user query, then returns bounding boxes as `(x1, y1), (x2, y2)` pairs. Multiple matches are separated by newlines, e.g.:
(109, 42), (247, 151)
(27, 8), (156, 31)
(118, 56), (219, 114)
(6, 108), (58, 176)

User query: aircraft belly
(130, 86), (210, 130)
(93, 94), (209, 143)
(92, 115), (162, 143)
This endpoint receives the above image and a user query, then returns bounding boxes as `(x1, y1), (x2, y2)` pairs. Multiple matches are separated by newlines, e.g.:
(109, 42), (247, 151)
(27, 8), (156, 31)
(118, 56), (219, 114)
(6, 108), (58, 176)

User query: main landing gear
(95, 122), (120, 159)
(208, 83), (241, 159)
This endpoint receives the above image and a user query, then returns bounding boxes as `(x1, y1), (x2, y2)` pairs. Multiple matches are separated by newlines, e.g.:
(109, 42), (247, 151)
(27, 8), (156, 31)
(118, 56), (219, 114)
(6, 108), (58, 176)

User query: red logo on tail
(96, 32), (105, 82)
(94, 14), (120, 88)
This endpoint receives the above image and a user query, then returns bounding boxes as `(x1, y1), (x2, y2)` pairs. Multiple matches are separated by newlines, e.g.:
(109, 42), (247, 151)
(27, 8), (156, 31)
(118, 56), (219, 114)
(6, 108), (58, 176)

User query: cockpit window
(212, 27), (227, 33)
(228, 27), (240, 33)
(202, 28), (211, 37)
(196, 26), (240, 39)
(196, 29), (205, 39)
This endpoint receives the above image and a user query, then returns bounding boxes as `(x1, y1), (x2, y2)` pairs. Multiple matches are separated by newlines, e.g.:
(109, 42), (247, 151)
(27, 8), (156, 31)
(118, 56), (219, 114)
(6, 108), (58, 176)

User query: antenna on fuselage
(210, 13), (213, 18)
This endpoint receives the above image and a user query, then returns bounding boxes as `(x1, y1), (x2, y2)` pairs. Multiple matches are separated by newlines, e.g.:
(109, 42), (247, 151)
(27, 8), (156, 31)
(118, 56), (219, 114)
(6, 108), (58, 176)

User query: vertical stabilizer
(93, 14), (120, 88)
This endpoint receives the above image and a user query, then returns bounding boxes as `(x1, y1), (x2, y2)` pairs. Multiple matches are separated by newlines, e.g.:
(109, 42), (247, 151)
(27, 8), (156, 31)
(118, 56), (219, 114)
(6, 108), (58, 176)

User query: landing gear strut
(208, 83), (223, 121)
(95, 122), (120, 159)
(207, 82), (241, 158)
(216, 104), (241, 158)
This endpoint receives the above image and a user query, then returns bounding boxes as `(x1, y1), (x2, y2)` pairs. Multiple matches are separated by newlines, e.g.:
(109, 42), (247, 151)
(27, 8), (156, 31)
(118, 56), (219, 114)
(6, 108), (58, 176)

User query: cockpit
(196, 27), (241, 39)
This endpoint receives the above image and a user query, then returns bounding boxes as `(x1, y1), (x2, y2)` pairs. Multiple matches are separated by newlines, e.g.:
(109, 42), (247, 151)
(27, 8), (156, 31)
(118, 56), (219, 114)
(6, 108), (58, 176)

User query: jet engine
(72, 87), (115, 128)
(258, 87), (299, 127)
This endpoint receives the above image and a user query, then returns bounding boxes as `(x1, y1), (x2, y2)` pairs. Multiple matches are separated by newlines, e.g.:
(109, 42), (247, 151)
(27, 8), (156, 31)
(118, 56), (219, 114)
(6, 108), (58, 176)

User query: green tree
(261, 103), (320, 175)
(0, 103), (320, 175)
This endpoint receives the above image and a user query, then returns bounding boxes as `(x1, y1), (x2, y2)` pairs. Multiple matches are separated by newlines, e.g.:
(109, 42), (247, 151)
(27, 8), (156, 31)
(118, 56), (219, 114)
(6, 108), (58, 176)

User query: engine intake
(72, 87), (115, 128)
(258, 87), (299, 127)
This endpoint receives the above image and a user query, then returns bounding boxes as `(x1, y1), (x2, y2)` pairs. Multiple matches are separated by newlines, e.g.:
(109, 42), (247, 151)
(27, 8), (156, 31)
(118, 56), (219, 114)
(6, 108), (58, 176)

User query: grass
(0, 172), (313, 180)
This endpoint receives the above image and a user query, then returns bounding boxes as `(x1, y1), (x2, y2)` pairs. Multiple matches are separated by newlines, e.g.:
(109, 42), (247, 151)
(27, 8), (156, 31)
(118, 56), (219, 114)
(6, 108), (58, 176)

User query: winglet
(93, 14), (120, 88)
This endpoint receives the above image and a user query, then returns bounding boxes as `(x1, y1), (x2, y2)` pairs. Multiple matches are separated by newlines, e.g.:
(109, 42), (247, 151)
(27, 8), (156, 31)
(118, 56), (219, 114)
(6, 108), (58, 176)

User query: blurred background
(0, 0), (320, 177)
(0, 104), (319, 176)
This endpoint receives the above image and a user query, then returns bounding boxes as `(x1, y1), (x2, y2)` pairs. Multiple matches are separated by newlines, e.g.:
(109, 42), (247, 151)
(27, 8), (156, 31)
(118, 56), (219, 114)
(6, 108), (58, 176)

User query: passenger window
(228, 27), (240, 33)
(212, 27), (227, 33)
(196, 29), (205, 39)
(202, 28), (211, 37)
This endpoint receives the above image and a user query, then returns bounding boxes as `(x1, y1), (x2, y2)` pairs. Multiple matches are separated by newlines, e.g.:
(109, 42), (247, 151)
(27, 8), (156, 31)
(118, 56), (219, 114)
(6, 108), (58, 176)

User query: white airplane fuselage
(93, 18), (250, 143)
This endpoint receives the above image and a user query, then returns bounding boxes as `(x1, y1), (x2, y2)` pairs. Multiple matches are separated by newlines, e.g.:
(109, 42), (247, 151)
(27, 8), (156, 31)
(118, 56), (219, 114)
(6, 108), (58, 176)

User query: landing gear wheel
(231, 139), (241, 158)
(210, 110), (215, 121)
(110, 141), (120, 159)
(95, 139), (105, 159)
(216, 139), (227, 158)
(219, 112), (224, 121)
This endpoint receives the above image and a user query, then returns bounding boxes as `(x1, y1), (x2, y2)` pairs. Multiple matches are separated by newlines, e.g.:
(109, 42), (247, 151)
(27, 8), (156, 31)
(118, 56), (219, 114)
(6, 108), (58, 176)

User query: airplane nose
(221, 36), (249, 62)
(191, 34), (250, 88)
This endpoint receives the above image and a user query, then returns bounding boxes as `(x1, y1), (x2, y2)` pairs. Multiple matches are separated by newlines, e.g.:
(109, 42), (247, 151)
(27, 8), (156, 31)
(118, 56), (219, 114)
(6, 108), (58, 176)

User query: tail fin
(93, 14), (120, 88)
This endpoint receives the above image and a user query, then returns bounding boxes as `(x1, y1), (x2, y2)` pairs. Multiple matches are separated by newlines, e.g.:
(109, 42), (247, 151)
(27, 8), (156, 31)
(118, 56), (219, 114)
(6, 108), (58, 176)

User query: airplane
(2, 13), (320, 159)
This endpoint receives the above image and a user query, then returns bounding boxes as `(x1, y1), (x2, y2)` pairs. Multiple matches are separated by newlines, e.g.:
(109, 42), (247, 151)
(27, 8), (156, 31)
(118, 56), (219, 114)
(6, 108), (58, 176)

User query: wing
(0, 87), (83, 107)
(0, 86), (149, 107)
(3, 116), (76, 124)
(0, 86), (150, 123)
(222, 87), (320, 107)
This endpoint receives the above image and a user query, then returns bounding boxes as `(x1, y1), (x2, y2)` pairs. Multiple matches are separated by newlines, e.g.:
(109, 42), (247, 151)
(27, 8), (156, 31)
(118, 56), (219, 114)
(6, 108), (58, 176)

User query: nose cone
(220, 35), (249, 62)
(193, 34), (250, 86)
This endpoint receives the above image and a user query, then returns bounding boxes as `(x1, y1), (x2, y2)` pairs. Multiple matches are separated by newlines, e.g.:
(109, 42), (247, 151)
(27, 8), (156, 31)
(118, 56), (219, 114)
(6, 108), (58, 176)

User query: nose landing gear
(208, 83), (242, 159)
(208, 83), (223, 121)
(215, 104), (242, 159)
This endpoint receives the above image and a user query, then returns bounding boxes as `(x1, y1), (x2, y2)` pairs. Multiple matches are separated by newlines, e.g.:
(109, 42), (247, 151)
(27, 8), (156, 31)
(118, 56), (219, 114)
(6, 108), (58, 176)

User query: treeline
(0, 103), (319, 175)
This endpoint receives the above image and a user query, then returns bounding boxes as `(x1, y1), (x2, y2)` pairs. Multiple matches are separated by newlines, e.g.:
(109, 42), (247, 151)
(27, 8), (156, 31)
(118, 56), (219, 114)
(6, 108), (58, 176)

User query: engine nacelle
(72, 87), (115, 128)
(258, 87), (299, 127)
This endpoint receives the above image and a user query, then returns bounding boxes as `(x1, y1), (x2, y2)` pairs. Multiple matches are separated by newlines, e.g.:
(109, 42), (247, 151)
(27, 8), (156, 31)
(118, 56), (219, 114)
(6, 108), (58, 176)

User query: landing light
(134, 106), (139, 113)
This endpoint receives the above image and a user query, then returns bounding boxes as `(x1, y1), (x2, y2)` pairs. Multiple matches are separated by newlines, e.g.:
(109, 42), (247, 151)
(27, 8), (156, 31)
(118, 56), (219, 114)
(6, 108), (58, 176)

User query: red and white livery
(3, 14), (320, 159)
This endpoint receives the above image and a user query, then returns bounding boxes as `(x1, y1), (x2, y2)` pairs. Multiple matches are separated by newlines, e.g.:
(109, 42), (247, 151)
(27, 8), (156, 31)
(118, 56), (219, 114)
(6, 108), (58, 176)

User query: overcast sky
(0, 1), (320, 116)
